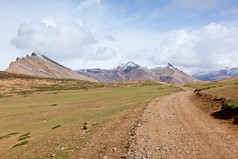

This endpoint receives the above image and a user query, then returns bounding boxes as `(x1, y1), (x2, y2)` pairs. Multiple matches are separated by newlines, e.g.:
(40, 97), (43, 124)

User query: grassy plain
(187, 77), (238, 114)
(0, 76), (180, 158)
(187, 78), (238, 100)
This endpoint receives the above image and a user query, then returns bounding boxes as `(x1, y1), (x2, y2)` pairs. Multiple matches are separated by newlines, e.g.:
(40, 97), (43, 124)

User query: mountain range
(77, 62), (199, 83)
(5, 53), (199, 83)
(192, 67), (238, 81)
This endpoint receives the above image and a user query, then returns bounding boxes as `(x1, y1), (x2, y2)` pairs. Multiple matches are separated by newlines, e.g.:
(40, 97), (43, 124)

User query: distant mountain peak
(31, 52), (41, 57)
(78, 62), (199, 83)
(154, 63), (176, 69)
(31, 52), (47, 60)
(31, 52), (38, 56)
(167, 63), (176, 70)
(167, 63), (173, 67)
(193, 67), (238, 81)
(120, 61), (139, 69)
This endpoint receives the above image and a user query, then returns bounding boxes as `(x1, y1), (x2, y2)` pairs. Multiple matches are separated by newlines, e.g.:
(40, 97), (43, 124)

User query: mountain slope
(151, 63), (200, 83)
(78, 62), (161, 83)
(0, 71), (40, 79)
(193, 67), (238, 81)
(78, 62), (199, 83)
(114, 62), (162, 81)
(6, 53), (97, 82)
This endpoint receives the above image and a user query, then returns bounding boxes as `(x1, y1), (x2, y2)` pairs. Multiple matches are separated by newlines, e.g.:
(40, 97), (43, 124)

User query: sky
(1, 0), (238, 74)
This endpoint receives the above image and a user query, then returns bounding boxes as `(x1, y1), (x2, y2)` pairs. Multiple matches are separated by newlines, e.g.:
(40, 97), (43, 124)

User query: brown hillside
(78, 62), (199, 83)
(6, 53), (97, 82)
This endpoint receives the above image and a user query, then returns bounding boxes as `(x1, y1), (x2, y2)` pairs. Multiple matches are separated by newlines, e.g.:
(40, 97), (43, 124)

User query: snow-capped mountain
(77, 62), (199, 83)
(5, 53), (199, 83)
(119, 61), (139, 69)
(193, 67), (238, 81)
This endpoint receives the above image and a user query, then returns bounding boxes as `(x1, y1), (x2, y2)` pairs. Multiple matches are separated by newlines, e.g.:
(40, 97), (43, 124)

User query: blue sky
(1, 0), (238, 74)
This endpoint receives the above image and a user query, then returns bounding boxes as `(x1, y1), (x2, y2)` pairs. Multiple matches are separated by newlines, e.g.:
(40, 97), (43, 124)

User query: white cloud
(129, 23), (238, 74)
(77, 0), (101, 11)
(11, 19), (116, 64)
(41, 17), (57, 27)
(84, 47), (117, 60)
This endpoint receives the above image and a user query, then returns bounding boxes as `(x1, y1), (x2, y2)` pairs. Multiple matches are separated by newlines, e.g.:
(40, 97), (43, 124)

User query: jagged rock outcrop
(6, 53), (97, 82)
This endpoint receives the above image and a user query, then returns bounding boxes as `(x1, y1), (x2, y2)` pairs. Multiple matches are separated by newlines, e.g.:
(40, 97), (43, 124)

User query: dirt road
(128, 86), (238, 159)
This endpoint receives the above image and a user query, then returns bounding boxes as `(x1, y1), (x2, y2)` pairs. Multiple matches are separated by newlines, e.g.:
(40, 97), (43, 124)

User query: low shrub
(19, 132), (31, 138)
(222, 100), (238, 111)
(0, 135), (10, 140)
(52, 125), (61, 129)
(0, 132), (19, 140)
(18, 136), (31, 141)
(12, 140), (29, 148)
(8, 132), (19, 136)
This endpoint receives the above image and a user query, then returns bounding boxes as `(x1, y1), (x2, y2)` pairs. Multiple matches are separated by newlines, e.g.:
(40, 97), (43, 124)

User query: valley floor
(1, 81), (238, 158)
(0, 81), (180, 158)
(128, 86), (238, 159)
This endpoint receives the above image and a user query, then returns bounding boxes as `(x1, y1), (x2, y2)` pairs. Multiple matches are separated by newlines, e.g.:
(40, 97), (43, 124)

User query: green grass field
(187, 78), (238, 113)
(187, 80), (238, 100)
(0, 81), (180, 158)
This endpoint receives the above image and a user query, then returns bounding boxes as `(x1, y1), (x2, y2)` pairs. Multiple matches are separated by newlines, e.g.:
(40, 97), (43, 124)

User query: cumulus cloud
(11, 19), (116, 63)
(85, 47), (117, 60)
(41, 17), (57, 27)
(129, 23), (238, 74)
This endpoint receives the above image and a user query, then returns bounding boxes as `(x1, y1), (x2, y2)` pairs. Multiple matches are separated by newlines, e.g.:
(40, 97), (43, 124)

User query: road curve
(128, 86), (238, 159)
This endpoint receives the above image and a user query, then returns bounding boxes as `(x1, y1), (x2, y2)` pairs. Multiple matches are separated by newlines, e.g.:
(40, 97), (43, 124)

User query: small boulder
(83, 123), (90, 129)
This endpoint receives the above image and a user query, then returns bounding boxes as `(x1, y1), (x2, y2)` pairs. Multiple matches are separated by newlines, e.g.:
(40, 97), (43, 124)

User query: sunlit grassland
(187, 80), (238, 100)
(0, 83), (180, 158)
(187, 79), (238, 114)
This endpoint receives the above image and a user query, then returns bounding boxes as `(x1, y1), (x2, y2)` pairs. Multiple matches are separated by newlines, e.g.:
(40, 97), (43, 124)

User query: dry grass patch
(188, 77), (238, 125)
(187, 78), (238, 100)
(0, 80), (180, 158)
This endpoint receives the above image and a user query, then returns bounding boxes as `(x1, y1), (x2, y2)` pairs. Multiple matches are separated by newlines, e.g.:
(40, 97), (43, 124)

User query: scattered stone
(121, 154), (127, 158)
(113, 147), (117, 151)
(83, 123), (90, 129)
(50, 153), (55, 157)
(146, 151), (152, 157)
(103, 156), (107, 159)
(54, 142), (60, 146)
(92, 122), (98, 126)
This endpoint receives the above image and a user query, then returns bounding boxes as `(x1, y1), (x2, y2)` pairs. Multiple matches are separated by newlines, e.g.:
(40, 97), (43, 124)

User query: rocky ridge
(6, 53), (97, 82)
